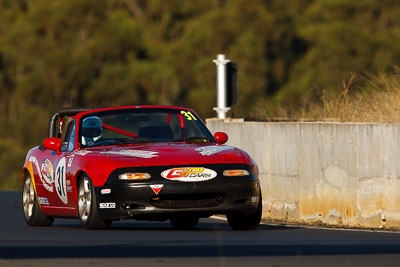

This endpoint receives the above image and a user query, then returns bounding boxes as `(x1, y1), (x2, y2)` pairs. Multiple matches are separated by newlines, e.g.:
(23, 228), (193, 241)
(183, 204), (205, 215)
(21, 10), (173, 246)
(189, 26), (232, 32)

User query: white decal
(55, 157), (68, 204)
(99, 202), (116, 209)
(161, 167), (217, 182)
(150, 184), (164, 195)
(67, 154), (74, 167)
(40, 159), (54, 185)
(101, 188), (111, 195)
(38, 197), (50, 205)
(74, 150), (92, 156)
(29, 156), (53, 192)
(101, 150), (158, 158)
(195, 146), (231, 156)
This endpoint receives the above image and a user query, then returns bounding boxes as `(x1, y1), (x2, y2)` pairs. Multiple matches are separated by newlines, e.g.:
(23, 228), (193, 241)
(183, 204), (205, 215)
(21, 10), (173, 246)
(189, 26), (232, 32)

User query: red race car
(22, 106), (261, 230)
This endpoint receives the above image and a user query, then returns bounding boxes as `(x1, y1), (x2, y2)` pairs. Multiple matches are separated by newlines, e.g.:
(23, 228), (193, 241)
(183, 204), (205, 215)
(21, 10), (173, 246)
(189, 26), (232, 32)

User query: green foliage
(276, 0), (400, 106)
(2, 0), (400, 189)
(0, 138), (26, 191)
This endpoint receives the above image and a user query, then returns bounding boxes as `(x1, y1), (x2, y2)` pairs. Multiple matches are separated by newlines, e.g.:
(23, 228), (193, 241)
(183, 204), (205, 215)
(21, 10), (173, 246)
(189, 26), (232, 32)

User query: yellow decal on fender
(26, 161), (40, 207)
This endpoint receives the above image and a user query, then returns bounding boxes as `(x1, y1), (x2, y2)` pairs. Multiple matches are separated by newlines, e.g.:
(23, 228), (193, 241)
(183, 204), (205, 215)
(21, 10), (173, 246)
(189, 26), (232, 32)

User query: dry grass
(255, 73), (400, 123)
(320, 74), (400, 123)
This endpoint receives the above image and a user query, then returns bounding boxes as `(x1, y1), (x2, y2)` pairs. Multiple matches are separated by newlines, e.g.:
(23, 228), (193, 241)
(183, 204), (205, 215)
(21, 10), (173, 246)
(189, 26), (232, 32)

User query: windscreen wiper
(173, 137), (215, 143)
(86, 138), (155, 147)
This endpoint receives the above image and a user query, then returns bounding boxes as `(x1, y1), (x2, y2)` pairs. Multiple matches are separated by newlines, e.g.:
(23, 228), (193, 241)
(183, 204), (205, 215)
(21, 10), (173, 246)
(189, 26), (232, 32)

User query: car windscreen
(79, 108), (215, 148)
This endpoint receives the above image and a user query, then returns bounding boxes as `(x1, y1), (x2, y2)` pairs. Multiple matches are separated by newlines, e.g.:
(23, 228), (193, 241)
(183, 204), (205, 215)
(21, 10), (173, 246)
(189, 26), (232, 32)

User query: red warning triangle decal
(150, 184), (164, 195)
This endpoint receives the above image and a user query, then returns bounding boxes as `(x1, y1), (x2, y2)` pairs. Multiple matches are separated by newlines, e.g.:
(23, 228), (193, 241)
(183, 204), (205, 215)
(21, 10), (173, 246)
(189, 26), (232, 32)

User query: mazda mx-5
(22, 106), (262, 230)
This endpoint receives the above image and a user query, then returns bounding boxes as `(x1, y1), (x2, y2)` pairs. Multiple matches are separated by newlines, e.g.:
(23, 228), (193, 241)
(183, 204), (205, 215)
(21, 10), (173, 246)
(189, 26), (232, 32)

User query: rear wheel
(227, 195), (262, 230)
(22, 173), (54, 226)
(170, 215), (199, 229)
(78, 175), (111, 229)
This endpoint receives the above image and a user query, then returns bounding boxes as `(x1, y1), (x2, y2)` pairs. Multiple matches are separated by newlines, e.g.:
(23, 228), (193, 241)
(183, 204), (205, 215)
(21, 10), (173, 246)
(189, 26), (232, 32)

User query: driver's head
(81, 116), (102, 145)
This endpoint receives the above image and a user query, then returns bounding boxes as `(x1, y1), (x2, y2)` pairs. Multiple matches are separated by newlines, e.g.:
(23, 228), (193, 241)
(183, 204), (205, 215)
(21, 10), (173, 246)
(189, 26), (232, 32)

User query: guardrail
(207, 118), (400, 229)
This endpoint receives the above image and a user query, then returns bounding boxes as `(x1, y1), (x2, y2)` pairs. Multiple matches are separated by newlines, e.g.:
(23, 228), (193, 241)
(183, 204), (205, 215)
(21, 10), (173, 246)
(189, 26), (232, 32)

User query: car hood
(77, 142), (247, 166)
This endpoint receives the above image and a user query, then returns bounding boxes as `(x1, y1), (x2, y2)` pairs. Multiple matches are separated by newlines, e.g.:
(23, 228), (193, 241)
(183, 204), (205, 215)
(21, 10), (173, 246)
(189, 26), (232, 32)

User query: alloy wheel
(78, 178), (92, 223)
(23, 177), (34, 219)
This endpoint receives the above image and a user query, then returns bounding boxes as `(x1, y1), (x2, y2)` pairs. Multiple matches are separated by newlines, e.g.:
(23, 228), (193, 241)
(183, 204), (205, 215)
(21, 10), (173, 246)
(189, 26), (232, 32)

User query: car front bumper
(95, 178), (261, 221)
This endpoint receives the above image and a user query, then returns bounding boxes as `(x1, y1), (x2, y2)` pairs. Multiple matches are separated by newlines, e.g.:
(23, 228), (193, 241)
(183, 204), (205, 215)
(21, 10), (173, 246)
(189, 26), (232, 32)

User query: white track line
(210, 215), (400, 234)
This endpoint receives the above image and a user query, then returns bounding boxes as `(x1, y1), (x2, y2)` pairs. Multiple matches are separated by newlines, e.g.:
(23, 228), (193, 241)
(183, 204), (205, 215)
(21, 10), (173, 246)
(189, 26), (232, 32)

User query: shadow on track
(2, 243), (400, 259)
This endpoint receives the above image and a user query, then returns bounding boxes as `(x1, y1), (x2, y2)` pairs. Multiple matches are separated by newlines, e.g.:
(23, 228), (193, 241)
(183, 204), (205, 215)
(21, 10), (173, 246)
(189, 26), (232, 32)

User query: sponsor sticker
(40, 159), (54, 185)
(101, 150), (158, 158)
(29, 156), (53, 192)
(55, 157), (68, 204)
(99, 202), (116, 209)
(150, 184), (164, 195)
(161, 167), (217, 182)
(101, 188), (111, 195)
(38, 197), (50, 206)
(195, 146), (232, 156)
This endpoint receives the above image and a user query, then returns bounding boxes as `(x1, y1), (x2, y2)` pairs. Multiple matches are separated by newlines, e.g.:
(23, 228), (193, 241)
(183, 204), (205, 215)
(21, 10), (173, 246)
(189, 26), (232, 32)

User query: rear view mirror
(214, 132), (228, 145)
(43, 138), (62, 155)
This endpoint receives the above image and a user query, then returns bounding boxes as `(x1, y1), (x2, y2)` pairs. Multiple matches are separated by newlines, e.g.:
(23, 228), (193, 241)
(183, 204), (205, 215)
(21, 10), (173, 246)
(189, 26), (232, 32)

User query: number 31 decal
(180, 111), (197, 121)
(55, 157), (68, 204)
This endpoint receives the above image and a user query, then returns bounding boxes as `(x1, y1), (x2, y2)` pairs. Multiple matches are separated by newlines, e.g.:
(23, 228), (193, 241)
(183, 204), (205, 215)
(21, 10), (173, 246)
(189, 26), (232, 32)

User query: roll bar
(47, 107), (101, 138)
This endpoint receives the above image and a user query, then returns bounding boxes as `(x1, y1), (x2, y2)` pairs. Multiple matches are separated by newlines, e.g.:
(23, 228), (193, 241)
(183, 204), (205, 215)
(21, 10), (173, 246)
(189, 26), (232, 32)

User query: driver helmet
(81, 116), (102, 146)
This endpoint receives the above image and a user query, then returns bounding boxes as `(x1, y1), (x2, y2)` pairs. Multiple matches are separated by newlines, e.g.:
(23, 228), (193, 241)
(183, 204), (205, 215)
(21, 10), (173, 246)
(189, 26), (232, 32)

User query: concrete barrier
(207, 118), (400, 229)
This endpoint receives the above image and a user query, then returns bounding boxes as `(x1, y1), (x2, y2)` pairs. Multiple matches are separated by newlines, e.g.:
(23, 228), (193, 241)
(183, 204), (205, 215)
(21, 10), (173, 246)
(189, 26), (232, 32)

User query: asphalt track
(2, 191), (400, 266)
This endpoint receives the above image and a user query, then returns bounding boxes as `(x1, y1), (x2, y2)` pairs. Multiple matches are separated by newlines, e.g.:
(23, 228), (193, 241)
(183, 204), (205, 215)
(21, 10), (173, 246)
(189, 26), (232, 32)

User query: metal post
(213, 54), (231, 119)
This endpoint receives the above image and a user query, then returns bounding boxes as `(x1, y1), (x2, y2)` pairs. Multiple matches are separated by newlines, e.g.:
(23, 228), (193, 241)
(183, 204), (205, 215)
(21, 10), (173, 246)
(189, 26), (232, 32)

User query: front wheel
(227, 196), (262, 230)
(22, 172), (53, 226)
(78, 175), (111, 229)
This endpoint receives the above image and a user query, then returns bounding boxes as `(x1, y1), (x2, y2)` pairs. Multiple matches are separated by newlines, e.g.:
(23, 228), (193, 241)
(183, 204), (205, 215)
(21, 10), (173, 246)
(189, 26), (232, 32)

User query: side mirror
(214, 132), (228, 145)
(43, 138), (62, 155)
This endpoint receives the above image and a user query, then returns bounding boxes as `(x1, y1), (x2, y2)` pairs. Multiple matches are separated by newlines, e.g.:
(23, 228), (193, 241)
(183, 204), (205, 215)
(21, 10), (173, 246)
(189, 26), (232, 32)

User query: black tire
(170, 215), (199, 229)
(22, 172), (54, 226)
(227, 195), (262, 230)
(78, 175), (111, 229)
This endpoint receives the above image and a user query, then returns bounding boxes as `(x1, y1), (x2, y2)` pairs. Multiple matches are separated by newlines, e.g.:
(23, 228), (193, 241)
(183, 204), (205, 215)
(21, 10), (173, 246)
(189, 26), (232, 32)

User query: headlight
(119, 173), (151, 180)
(223, 169), (249, 176)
